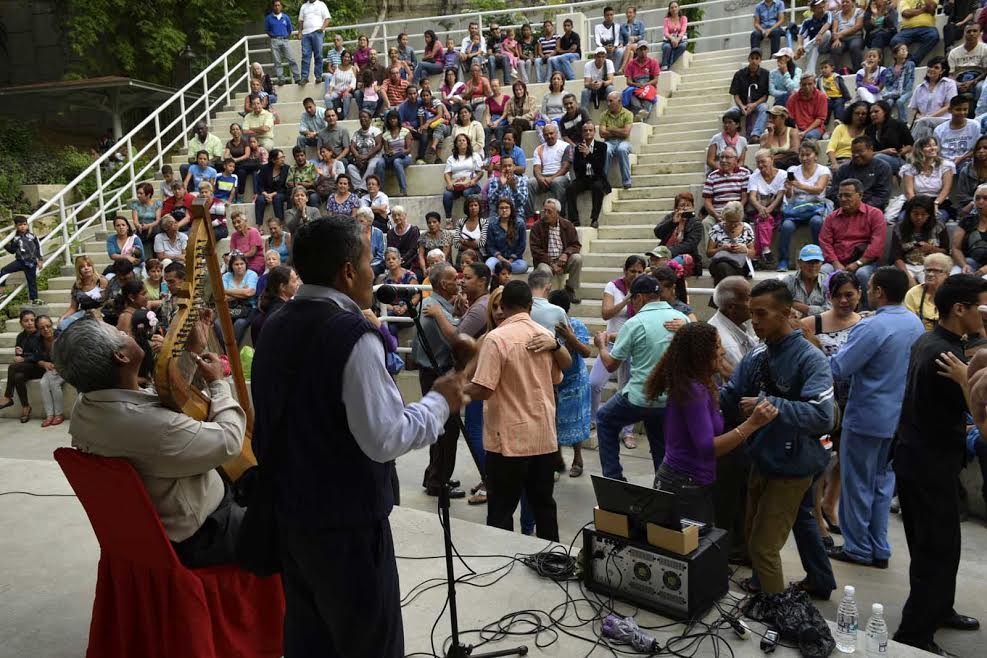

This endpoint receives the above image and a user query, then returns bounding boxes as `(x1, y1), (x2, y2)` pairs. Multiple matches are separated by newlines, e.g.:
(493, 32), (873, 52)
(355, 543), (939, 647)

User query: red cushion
(54, 448), (284, 658)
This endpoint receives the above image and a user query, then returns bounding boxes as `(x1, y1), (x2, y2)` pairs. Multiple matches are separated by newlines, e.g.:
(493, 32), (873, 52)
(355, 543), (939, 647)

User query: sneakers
(636, 109), (650, 122)
(565, 285), (581, 304)
(776, 259), (789, 272)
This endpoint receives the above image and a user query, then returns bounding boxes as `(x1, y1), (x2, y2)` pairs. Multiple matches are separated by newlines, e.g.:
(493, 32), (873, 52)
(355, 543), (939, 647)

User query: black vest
(251, 297), (394, 528)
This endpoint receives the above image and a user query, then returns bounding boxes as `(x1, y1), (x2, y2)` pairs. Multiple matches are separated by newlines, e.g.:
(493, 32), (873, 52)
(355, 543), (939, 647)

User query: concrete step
(590, 238), (662, 253)
(641, 138), (710, 153)
(610, 198), (679, 212)
(634, 149), (706, 163)
(611, 179), (699, 194)
(671, 85), (730, 98)
(596, 224), (659, 240)
(625, 159), (704, 174)
(654, 116), (721, 131)
(603, 210), (671, 225)
(625, 169), (702, 184)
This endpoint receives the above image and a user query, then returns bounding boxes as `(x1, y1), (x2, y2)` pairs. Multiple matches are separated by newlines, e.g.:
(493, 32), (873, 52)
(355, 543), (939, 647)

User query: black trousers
(566, 177), (608, 223)
(4, 361), (45, 406)
(712, 447), (751, 561)
(485, 451), (559, 541)
(281, 518), (403, 658)
(419, 368), (460, 492)
(708, 259), (748, 286)
(171, 483), (244, 568)
(893, 470), (961, 647)
(655, 462), (714, 525)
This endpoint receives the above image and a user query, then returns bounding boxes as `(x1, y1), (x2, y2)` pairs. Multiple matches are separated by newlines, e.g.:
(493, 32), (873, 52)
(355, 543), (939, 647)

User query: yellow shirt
(820, 74), (842, 99)
(900, 0), (936, 30)
(904, 283), (938, 331)
(244, 109), (275, 150)
(828, 123), (855, 160)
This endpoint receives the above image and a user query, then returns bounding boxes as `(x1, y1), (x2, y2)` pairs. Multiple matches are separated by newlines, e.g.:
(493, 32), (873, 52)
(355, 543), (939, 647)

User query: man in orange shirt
(467, 280), (572, 540)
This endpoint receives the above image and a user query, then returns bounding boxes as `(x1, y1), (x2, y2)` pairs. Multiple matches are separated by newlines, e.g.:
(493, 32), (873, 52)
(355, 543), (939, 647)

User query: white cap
(872, 603), (883, 615)
(845, 585), (855, 596)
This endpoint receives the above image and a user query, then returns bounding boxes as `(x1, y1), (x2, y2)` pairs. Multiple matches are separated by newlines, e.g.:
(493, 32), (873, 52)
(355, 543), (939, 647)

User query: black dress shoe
(827, 547), (874, 567)
(822, 535), (835, 549)
(447, 487), (466, 499)
(447, 480), (461, 489)
(822, 510), (842, 535)
(790, 579), (833, 601)
(940, 613), (980, 631)
(872, 558), (889, 569)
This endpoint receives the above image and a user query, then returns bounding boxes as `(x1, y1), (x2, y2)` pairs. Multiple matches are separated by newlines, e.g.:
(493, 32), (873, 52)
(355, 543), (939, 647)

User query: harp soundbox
(154, 197), (256, 481)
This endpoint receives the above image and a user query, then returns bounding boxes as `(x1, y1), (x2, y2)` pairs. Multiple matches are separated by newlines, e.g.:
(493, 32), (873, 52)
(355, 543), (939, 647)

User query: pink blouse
(664, 16), (688, 39)
(230, 227), (265, 274)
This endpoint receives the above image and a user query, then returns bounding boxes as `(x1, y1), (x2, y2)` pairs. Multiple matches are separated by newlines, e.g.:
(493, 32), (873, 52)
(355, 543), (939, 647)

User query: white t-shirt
(362, 191), (391, 218)
(933, 119), (981, 160)
(603, 280), (631, 334)
(444, 154), (483, 183)
(900, 160), (956, 197)
(947, 41), (987, 76)
(786, 163), (831, 203)
(299, 0), (331, 34)
(595, 22), (619, 48)
(584, 59), (615, 82)
(533, 140), (571, 177)
(748, 168), (787, 197)
(329, 67), (356, 93)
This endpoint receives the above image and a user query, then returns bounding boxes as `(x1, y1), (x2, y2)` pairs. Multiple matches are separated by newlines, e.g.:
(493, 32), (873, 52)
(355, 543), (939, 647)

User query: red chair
(54, 447), (285, 658)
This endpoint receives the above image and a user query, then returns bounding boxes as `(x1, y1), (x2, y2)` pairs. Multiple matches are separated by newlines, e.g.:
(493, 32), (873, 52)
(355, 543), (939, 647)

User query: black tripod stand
(439, 482), (528, 658)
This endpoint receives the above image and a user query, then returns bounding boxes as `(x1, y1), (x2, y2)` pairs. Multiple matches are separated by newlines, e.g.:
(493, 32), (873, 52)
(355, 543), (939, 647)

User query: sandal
(822, 510), (842, 535)
(569, 463), (583, 478)
(51, 415), (64, 426)
(0, 399), (13, 411)
(621, 434), (638, 450)
(41, 417), (53, 428)
(20, 406), (31, 423)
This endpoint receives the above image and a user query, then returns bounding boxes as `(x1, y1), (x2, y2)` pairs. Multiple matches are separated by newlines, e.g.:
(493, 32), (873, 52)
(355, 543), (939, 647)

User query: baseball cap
(646, 245), (672, 259)
(629, 274), (660, 295)
(594, 46), (607, 55)
(768, 104), (789, 116)
(637, 41), (649, 50)
(774, 47), (795, 59)
(799, 244), (824, 262)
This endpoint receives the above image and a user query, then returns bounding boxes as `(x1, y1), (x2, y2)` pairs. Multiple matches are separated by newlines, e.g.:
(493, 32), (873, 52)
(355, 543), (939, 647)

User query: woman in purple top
(646, 322), (779, 524)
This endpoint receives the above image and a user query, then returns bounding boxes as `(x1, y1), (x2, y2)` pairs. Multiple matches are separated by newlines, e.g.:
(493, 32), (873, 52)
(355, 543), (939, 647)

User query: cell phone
(760, 628), (779, 653)
(682, 211), (695, 220)
(787, 171), (796, 181)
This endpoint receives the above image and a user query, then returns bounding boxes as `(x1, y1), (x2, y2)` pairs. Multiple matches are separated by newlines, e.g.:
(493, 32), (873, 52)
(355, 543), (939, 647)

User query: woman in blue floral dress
(548, 290), (592, 477)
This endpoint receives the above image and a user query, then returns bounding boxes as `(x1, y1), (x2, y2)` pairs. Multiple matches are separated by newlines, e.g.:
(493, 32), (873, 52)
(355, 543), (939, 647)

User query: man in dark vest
(251, 214), (466, 657)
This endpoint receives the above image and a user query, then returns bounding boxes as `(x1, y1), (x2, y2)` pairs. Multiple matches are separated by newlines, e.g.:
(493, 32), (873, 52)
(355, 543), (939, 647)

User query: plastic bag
(742, 585), (835, 657)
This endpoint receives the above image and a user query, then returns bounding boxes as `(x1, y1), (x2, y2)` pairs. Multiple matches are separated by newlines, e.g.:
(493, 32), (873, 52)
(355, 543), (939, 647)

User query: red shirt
(381, 78), (409, 107)
(624, 56), (660, 83)
(819, 203), (886, 265)
(786, 89), (828, 131)
(161, 193), (197, 223)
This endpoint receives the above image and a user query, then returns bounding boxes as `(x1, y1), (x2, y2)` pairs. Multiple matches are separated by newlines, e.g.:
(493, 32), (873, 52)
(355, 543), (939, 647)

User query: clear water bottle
(836, 585), (859, 653)
(865, 603), (888, 657)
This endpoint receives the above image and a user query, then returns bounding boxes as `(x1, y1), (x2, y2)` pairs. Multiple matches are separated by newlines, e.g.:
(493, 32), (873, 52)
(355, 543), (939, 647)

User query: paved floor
(1, 418), (984, 656)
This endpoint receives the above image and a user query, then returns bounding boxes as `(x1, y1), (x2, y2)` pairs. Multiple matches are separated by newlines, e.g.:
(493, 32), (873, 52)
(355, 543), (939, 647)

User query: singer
(251, 215), (466, 658)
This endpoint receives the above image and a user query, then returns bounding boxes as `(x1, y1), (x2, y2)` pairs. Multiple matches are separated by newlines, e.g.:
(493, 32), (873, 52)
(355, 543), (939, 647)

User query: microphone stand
(406, 295), (527, 658)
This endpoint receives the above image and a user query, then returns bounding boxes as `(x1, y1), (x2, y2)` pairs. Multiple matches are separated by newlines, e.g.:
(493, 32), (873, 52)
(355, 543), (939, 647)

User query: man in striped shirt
(702, 147), (751, 251)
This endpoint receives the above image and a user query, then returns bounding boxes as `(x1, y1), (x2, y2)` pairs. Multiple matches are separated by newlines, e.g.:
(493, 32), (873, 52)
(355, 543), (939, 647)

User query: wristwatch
(551, 337), (565, 352)
(854, 260), (863, 268)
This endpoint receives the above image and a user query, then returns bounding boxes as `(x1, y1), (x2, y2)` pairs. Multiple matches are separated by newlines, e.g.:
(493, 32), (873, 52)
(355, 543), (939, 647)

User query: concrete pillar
(109, 87), (122, 140)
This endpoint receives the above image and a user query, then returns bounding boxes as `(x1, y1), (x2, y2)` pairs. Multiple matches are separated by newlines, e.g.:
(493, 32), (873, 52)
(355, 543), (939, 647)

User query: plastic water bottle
(865, 603), (888, 657)
(836, 585), (858, 653)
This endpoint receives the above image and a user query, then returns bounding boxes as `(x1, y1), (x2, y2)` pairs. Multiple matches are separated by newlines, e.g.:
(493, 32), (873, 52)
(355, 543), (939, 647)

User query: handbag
(227, 299), (250, 320)
(633, 85), (657, 102)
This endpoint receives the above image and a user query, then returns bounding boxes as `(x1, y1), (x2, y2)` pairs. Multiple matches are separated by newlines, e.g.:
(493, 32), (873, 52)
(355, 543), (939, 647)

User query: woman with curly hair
(646, 321), (778, 522)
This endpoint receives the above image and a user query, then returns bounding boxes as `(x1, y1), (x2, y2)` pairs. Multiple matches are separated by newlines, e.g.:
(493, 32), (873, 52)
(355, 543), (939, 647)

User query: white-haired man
(529, 199), (583, 303)
(54, 317), (246, 568)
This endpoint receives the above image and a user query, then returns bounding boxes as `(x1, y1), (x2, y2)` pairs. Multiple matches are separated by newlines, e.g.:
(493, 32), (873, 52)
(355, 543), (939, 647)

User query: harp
(154, 197), (256, 481)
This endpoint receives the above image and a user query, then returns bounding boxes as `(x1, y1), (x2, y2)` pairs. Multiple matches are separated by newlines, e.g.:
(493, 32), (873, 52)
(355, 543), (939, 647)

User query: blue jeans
(300, 31), (325, 80)
(414, 60), (445, 84)
(326, 92), (352, 120)
(747, 103), (768, 138)
(777, 212), (825, 265)
(443, 184), (481, 218)
(891, 27), (940, 66)
(597, 393), (665, 481)
(484, 257), (528, 274)
(464, 400), (486, 478)
(255, 192), (285, 225)
(874, 152), (903, 176)
(822, 262), (876, 307)
(605, 138), (632, 187)
(839, 431), (896, 563)
(535, 58), (551, 83)
(581, 85), (614, 109)
(804, 127), (824, 140)
(661, 42), (687, 69)
(549, 52), (580, 80)
(487, 55), (513, 84)
(384, 153), (412, 194)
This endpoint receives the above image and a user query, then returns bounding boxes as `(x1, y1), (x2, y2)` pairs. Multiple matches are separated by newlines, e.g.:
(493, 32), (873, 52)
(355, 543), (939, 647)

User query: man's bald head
(714, 276), (753, 325)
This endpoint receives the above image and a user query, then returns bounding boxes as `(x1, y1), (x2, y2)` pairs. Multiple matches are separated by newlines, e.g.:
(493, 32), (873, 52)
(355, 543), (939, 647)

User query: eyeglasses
(924, 268), (946, 275)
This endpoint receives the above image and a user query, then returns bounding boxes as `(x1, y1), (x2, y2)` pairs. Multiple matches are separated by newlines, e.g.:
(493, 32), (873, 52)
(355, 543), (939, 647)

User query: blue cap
(799, 244), (824, 262)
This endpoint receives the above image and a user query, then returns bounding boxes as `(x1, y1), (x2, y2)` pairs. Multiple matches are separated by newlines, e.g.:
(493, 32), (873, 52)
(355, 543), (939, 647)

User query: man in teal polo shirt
(594, 274), (689, 480)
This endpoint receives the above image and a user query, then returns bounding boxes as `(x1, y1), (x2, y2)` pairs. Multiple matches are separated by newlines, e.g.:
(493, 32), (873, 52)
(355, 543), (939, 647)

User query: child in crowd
(444, 37), (462, 71)
(199, 181), (230, 240)
(160, 164), (177, 199)
(142, 258), (169, 312)
(358, 68), (381, 116)
(819, 61), (851, 125)
(491, 260), (512, 291)
(0, 215), (44, 304)
(855, 48), (890, 104)
(459, 248), (478, 268)
(933, 94), (980, 167)
(184, 150), (218, 190)
(215, 158), (239, 205)
(502, 28), (520, 79)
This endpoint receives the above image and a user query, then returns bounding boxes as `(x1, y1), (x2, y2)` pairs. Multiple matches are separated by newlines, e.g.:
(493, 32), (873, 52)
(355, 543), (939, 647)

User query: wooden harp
(154, 197), (256, 481)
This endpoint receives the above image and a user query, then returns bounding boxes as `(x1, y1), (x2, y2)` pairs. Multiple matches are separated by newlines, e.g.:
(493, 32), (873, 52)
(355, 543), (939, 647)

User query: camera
(682, 211), (695, 220)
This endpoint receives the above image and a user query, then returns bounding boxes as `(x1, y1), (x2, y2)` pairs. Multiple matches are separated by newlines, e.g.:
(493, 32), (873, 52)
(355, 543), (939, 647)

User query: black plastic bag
(742, 585), (835, 657)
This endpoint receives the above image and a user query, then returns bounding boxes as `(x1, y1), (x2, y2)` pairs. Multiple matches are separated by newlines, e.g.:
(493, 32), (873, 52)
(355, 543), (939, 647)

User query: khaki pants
(534, 253), (582, 292)
(745, 467), (812, 594)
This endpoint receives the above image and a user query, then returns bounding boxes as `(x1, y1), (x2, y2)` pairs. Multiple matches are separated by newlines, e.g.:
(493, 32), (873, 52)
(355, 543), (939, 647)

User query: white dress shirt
(709, 310), (759, 372)
(294, 284), (450, 462)
(298, 0), (331, 35)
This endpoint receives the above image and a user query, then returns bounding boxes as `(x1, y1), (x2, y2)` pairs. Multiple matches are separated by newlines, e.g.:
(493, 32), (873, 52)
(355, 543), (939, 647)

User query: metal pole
(223, 56), (231, 108)
(203, 70), (210, 116)
(154, 115), (163, 169)
(126, 137), (137, 200)
(58, 197), (71, 266)
(95, 165), (106, 233)
(179, 93), (188, 150)
(382, 23), (389, 56)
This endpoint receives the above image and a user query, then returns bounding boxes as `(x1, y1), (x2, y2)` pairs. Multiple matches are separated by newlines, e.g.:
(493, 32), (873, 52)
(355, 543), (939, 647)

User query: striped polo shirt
(538, 35), (557, 58)
(702, 166), (751, 215)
